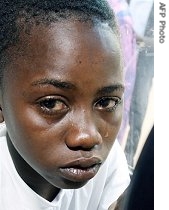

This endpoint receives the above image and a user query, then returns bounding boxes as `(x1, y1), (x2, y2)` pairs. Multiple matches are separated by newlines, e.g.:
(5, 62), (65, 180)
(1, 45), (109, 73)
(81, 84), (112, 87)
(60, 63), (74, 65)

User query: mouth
(59, 157), (102, 182)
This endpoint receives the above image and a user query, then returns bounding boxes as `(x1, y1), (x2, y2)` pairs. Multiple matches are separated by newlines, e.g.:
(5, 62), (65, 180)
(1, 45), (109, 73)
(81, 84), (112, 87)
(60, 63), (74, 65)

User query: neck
(6, 133), (60, 201)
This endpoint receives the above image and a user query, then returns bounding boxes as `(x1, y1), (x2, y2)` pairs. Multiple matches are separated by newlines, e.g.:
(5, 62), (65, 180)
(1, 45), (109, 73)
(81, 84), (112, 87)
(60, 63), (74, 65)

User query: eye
(37, 96), (69, 115)
(94, 97), (121, 112)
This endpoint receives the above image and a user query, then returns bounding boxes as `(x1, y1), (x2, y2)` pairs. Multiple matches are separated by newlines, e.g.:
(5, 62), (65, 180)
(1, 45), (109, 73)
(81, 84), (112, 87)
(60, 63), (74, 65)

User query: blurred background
(107, 0), (154, 173)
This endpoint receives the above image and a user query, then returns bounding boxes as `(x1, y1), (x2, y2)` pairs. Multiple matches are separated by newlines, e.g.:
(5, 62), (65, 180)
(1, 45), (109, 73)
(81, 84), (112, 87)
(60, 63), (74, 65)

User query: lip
(59, 157), (102, 182)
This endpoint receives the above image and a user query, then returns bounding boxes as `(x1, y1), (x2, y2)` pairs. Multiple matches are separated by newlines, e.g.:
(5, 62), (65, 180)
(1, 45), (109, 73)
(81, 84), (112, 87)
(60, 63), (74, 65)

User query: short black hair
(0, 0), (118, 83)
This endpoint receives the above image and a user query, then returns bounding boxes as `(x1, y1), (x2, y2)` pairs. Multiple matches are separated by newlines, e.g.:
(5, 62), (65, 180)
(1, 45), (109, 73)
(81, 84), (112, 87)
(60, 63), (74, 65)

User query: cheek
(4, 106), (66, 167)
(102, 105), (123, 133)
(101, 107), (123, 148)
(8, 124), (66, 174)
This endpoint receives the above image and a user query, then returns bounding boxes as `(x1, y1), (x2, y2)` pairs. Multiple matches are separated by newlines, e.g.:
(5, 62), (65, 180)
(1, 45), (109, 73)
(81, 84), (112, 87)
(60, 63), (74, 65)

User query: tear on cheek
(104, 131), (109, 138)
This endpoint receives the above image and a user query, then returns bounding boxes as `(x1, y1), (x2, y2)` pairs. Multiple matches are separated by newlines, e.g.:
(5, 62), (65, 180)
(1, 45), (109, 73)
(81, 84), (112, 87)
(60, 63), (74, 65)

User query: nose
(65, 112), (102, 150)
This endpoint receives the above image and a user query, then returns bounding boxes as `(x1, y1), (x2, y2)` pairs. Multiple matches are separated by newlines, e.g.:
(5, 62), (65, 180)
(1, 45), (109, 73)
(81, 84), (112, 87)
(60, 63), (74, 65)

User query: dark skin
(0, 19), (124, 206)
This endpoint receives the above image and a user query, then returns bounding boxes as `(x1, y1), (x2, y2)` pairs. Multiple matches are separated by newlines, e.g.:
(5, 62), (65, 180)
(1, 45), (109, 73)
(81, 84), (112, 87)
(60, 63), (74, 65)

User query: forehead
(4, 19), (123, 87)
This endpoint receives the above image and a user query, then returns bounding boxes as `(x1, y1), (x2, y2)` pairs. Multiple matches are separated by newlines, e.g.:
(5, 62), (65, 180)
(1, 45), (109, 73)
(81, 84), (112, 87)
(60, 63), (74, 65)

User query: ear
(0, 106), (4, 123)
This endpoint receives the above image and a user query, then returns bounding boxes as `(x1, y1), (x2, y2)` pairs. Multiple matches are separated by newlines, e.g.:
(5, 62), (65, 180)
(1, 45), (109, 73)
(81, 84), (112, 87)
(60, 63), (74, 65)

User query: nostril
(66, 145), (97, 151)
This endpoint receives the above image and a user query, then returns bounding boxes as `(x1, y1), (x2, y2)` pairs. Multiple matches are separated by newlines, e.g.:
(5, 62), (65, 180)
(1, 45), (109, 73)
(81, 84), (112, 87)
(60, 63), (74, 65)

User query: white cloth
(0, 124), (130, 210)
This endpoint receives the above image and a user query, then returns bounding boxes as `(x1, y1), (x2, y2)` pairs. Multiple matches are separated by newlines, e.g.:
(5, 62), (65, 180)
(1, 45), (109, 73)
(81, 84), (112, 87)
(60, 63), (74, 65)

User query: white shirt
(0, 124), (130, 210)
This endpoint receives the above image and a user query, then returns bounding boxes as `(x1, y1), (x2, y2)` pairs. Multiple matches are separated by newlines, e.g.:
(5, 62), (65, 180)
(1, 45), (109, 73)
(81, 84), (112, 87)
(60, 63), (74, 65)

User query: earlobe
(0, 107), (4, 123)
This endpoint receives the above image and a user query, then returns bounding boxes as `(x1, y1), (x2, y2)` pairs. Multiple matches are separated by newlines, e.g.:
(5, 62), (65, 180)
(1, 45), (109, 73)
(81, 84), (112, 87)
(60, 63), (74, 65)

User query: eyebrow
(97, 84), (124, 95)
(31, 78), (76, 90)
(31, 78), (124, 94)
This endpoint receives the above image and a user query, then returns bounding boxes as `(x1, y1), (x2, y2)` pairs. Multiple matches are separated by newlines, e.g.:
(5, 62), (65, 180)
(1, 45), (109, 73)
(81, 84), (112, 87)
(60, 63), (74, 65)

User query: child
(0, 0), (130, 209)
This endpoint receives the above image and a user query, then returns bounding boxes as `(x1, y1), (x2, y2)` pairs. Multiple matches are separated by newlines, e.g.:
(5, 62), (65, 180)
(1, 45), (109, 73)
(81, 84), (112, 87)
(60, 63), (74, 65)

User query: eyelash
(94, 97), (122, 112)
(36, 96), (121, 116)
(37, 96), (69, 115)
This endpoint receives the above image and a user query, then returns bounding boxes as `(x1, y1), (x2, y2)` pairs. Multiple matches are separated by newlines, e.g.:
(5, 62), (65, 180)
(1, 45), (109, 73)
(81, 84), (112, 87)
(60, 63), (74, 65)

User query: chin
(53, 178), (89, 190)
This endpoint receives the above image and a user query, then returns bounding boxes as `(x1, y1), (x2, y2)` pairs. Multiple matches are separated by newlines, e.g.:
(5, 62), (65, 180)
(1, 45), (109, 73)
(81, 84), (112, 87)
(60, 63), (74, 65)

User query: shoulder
(106, 140), (129, 172)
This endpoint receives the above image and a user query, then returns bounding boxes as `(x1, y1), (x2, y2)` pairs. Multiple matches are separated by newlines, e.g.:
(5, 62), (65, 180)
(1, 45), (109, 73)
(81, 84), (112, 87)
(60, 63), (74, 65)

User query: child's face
(1, 20), (123, 189)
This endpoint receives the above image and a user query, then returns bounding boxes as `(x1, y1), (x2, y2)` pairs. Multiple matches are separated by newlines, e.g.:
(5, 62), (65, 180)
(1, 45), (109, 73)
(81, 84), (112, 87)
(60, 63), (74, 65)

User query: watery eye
(95, 97), (121, 112)
(38, 97), (68, 114)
